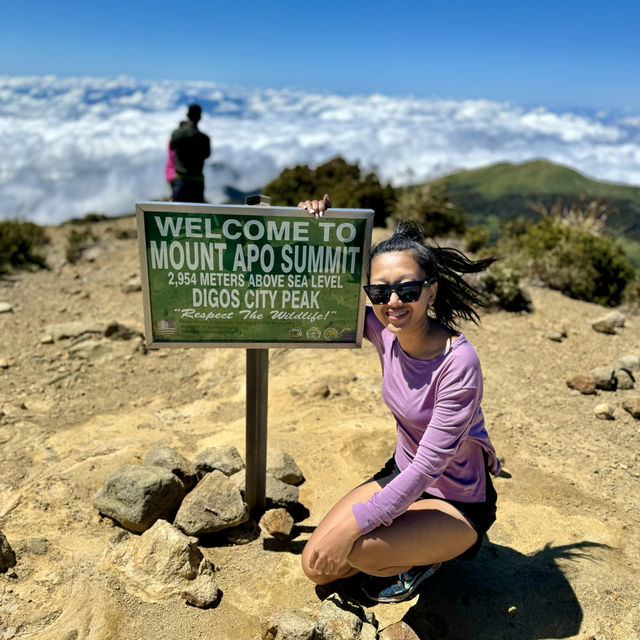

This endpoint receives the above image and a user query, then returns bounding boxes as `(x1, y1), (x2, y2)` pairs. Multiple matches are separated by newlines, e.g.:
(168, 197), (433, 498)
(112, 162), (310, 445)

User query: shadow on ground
(322, 540), (610, 640)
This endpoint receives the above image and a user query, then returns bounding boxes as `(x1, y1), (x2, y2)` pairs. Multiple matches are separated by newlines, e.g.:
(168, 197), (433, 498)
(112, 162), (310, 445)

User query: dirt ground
(0, 216), (639, 640)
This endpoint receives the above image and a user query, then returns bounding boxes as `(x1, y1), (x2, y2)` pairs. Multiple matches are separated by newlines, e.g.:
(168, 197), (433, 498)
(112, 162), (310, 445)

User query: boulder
(174, 470), (248, 536)
(232, 472), (299, 508)
(314, 595), (364, 640)
(107, 519), (220, 605)
(93, 464), (185, 533)
(0, 531), (17, 571)
(267, 449), (305, 485)
(195, 445), (245, 477)
(144, 444), (197, 490)
(260, 609), (316, 640)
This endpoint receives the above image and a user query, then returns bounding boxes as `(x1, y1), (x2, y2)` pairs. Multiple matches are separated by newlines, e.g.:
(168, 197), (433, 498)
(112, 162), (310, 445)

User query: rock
(589, 367), (617, 391)
(44, 321), (102, 341)
(144, 444), (197, 490)
(232, 472), (299, 508)
(259, 508), (294, 539)
(0, 358), (12, 369)
(0, 302), (13, 313)
(40, 334), (54, 344)
(546, 331), (565, 342)
(594, 404), (615, 420)
(566, 374), (597, 395)
(182, 572), (222, 608)
(93, 464), (185, 533)
(360, 622), (378, 640)
(379, 621), (421, 640)
(622, 398), (640, 419)
(260, 609), (316, 640)
(314, 595), (364, 640)
(121, 276), (142, 293)
(311, 384), (331, 398)
(107, 519), (220, 604)
(104, 321), (141, 341)
(0, 531), (17, 571)
(66, 339), (111, 361)
(21, 537), (49, 555)
(174, 470), (249, 536)
(591, 310), (625, 334)
(194, 445), (245, 477)
(267, 449), (305, 485)
(614, 354), (640, 373)
(614, 369), (635, 390)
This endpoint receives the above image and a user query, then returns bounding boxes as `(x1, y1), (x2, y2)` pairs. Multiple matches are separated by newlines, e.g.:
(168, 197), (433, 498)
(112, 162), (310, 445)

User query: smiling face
(368, 250), (437, 338)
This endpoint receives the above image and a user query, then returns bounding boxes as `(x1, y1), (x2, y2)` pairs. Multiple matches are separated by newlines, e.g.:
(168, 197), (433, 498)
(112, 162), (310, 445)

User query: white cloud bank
(1, 75), (639, 225)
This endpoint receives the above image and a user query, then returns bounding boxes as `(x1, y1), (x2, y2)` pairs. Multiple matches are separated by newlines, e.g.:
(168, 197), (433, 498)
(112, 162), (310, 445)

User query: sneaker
(361, 563), (441, 603)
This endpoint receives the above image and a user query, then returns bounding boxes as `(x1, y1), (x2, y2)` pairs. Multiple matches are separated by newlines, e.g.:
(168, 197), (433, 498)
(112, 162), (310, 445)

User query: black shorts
(365, 453), (497, 560)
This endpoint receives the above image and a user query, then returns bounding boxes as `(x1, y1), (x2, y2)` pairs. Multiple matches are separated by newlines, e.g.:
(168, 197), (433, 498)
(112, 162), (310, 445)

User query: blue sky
(2, 0), (639, 110)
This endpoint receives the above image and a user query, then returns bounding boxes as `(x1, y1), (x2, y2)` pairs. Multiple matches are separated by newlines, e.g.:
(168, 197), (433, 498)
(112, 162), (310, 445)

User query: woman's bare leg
(302, 486), (478, 584)
(301, 481), (381, 585)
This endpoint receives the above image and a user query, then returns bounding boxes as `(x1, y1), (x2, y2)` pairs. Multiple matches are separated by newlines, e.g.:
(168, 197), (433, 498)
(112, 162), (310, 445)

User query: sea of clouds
(1, 75), (639, 225)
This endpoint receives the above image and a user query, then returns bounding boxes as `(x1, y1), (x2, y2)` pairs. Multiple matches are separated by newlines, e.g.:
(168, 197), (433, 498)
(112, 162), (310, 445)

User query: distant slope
(430, 159), (640, 238)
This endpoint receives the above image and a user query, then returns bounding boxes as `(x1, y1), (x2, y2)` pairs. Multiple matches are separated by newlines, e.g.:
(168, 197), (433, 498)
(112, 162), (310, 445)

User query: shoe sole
(363, 563), (442, 603)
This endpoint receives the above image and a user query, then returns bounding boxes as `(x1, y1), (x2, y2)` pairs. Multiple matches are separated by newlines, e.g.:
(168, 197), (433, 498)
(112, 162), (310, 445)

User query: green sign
(136, 202), (374, 348)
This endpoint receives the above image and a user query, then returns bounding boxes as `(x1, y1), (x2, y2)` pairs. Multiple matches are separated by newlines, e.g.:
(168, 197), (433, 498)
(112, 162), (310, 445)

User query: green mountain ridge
(429, 159), (640, 239)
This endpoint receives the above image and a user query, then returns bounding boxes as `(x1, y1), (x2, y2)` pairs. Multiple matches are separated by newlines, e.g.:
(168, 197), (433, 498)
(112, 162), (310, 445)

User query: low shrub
(0, 219), (50, 272)
(496, 217), (636, 307)
(390, 182), (466, 238)
(465, 225), (491, 253)
(66, 227), (97, 264)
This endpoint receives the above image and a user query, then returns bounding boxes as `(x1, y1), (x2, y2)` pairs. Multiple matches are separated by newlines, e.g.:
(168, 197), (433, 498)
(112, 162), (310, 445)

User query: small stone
(40, 335), (54, 344)
(589, 367), (617, 391)
(622, 398), (640, 419)
(614, 354), (640, 373)
(182, 573), (221, 608)
(507, 605), (518, 615)
(546, 331), (565, 342)
(591, 310), (625, 334)
(311, 384), (330, 398)
(21, 537), (49, 555)
(0, 302), (13, 314)
(144, 444), (197, 490)
(121, 277), (142, 293)
(614, 369), (634, 390)
(566, 374), (597, 395)
(259, 508), (294, 539)
(594, 403), (615, 420)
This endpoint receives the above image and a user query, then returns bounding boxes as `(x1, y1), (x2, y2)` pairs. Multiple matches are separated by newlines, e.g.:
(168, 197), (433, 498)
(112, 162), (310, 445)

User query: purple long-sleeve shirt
(352, 307), (500, 535)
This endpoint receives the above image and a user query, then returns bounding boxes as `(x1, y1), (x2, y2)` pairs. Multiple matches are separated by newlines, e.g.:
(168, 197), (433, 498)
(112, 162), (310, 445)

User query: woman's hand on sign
(298, 194), (331, 219)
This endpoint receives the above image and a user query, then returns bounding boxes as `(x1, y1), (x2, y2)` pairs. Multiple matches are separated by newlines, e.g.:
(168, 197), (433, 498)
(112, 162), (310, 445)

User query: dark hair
(368, 220), (495, 329)
(187, 103), (202, 121)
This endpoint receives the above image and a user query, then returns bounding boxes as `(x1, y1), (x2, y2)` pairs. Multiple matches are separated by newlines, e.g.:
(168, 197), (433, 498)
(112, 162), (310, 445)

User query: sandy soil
(0, 216), (639, 640)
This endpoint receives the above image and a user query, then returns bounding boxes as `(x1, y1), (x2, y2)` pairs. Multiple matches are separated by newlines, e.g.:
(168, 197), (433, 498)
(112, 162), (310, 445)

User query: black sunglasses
(363, 279), (433, 305)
